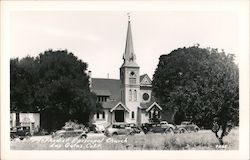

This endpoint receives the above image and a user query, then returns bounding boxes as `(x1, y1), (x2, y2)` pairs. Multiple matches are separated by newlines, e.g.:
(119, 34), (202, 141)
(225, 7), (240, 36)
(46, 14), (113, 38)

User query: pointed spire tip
(127, 12), (131, 22)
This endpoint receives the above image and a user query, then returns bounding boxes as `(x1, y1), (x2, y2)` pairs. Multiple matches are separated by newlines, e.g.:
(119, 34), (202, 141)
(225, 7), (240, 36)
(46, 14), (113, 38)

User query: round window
(143, 93), (149, 101)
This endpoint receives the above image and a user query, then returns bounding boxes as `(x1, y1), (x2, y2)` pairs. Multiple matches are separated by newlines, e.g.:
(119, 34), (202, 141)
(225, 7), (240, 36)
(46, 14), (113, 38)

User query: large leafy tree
(10, 56), (39, 113)
(10, 50), (98, 131)
(152, 46), (238, 143)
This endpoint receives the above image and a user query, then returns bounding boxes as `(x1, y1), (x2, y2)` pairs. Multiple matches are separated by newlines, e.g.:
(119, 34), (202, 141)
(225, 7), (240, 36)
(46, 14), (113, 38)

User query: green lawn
(10, 128), (238, 150)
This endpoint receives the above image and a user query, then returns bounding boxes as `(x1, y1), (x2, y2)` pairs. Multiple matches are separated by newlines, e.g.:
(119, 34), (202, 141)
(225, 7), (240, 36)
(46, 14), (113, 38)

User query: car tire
(179, 128), (186, 134)
(59, 134), (64, 138)
(79, 134), (87, 139)
(112, 132), (118, 136)
(168, 128), (174, 134)
(194, 128), (199, 132)
(129, 132), (135, 136)
(10, 134), (15, 140)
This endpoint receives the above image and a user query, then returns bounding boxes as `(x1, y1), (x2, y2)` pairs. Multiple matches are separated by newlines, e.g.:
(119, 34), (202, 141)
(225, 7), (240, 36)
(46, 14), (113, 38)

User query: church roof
(102, 100), (120, 109)
(91, 78), (121, 101)
(140, 101), (155, 109)
(140, 74), (147, 82)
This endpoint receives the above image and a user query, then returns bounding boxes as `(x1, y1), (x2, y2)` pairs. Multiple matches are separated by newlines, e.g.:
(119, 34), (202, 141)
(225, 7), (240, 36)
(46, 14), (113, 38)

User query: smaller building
(10, 113), (40, 135)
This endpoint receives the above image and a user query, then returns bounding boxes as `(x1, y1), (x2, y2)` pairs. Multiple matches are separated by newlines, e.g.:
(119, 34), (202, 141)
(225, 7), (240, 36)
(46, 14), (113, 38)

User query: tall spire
(122, 13), (138, 67)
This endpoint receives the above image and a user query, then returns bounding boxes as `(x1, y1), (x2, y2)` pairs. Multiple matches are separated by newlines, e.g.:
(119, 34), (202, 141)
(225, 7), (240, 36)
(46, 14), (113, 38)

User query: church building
(90, 18), (162, 125)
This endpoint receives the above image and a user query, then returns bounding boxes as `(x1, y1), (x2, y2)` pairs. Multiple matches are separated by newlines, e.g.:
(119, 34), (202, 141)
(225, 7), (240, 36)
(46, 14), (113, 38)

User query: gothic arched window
(96, 112), (99, 119)
(129, 89), (132, 101)
(131, 111), (135, 119)
(134, 90), (137, 101)
(102, 111), (105, 119)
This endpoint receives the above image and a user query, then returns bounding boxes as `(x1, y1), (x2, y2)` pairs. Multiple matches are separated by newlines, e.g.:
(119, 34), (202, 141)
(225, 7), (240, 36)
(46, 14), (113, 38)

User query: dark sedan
(52, 127), (87, 139)
(142, 123), (173, 134)
(176, 121), (200, 133)
(10, 126), (31, 140)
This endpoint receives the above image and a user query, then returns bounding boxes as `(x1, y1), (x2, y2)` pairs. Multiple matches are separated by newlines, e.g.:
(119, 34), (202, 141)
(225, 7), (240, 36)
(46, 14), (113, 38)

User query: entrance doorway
(115, 110), (124, 122)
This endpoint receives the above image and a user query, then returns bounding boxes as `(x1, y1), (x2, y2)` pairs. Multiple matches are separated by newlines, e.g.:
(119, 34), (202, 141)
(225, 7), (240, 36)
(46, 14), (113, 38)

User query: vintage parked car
(160, 121), (175, 132)
(52, 126), (87, 138)
(10, 126), (32, 140)
(104, 123), (135, 136)
(176, 121), (200, 133)
(141, 122), (174, 134)
(89, 123), (106, 133)
(125, 123), (142, 134)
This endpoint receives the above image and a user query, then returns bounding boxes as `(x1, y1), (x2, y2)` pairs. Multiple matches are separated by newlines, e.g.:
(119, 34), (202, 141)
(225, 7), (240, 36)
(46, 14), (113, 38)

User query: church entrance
(115, 110), (124, 122)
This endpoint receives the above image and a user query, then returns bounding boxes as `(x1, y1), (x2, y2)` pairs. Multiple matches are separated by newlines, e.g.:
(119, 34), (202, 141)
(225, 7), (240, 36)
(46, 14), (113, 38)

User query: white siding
(141, 110), (149, 123)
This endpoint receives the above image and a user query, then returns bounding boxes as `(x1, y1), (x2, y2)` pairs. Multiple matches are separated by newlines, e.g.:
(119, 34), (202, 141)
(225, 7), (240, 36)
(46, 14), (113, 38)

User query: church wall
(120, 66), (140, 124)
(124, 111), (130, 123)
(93, 109), (109, 123)
(140, 89), (152, 103)
(140, 110), (149, 123)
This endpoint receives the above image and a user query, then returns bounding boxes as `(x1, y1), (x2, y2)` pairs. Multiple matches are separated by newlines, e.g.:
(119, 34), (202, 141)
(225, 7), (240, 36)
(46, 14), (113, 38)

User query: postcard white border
(1, 1), (249, 160)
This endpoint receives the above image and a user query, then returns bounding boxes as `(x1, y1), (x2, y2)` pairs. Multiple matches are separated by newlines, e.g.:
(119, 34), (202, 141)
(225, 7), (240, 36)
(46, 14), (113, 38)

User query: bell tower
(120, 14), (140, 123)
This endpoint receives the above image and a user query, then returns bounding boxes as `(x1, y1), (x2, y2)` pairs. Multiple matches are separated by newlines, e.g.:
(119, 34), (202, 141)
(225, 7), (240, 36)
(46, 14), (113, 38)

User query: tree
(10, 56), (39, 113)
(152, 46), (239, 144)
(10, 50), (98, 131)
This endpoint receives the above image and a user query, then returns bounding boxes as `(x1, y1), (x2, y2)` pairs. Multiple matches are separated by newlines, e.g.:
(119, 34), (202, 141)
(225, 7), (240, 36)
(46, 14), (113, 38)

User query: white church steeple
(119, 14), (140, 124)
(122, 14), (139, 68)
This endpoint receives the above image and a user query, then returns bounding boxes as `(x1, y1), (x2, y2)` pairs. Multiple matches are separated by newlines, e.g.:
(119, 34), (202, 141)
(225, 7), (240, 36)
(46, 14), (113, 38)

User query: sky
(10, 11), (239, 79)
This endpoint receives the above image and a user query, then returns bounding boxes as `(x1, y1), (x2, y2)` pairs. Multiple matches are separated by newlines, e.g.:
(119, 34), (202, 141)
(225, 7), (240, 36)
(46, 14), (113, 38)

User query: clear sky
(10, 11), (239, 79)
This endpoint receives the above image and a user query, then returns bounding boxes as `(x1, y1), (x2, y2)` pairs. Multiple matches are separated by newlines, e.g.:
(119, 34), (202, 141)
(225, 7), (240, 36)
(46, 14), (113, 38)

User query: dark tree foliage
(10, 56), (39, 112)
(152, 46), (239, 143)
(10, 50), (98, 132)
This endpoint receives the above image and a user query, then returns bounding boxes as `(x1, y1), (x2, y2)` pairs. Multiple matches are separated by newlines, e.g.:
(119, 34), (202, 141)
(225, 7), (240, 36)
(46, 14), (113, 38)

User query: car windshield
(181, 122), (190, 125)
(62, 127), (74, 131)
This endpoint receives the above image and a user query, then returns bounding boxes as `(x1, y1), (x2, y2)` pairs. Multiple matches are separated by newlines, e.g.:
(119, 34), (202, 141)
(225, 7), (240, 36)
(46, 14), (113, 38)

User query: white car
(160, 121), (175, 132)
(92, 123), (106, 133)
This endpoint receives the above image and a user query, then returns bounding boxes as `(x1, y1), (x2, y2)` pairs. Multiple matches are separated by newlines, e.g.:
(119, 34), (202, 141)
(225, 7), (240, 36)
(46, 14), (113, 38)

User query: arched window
(96, 112), (99, 119)
(102, 111), (105, 119)
(134, 90), (137, 101)
(158, 112), (161, 118)
(131, 111), (135, 119)
(129, 89), (132, 101)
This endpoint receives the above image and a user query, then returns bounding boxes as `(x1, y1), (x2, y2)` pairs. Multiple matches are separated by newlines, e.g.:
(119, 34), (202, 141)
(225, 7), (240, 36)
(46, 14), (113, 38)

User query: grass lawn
(10, 128), (238, 150)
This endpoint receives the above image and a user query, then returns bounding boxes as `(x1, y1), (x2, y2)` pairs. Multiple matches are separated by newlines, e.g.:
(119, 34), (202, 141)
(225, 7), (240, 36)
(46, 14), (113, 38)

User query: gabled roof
(93, 89), (111, 96)
(140, 74), (147, 82)
(140, 94), (158, 110)
(146, 102), (162, 112)
(91, 78), (121, 100)
(102, 100), (120, 109)
(110, 102), (130, 112)
(140, 74), (152, 86)
(140, 101), (155, 109)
